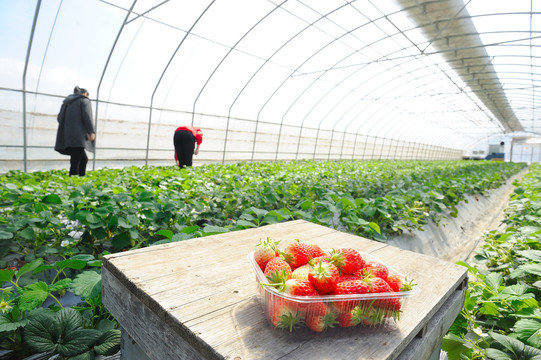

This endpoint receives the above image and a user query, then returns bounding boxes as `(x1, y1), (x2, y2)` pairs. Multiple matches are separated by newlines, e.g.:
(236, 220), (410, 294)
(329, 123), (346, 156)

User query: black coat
(55, 94), (95, 154)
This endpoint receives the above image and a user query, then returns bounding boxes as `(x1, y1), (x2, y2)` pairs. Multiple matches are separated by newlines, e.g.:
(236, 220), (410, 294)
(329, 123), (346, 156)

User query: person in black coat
(54, 86), (96, 176)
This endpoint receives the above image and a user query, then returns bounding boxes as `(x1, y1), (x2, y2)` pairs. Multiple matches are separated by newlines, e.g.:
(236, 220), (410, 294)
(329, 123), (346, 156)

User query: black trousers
(65, 147), (88, 176)
(174, 130), (196, 168)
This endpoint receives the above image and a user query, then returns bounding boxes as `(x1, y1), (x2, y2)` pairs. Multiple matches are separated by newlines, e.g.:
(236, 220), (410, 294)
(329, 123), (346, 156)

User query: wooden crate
(102, 220), (467, 360)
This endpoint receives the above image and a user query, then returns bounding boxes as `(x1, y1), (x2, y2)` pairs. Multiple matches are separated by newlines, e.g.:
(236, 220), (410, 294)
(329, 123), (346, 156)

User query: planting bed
(0, 160), (527, 358)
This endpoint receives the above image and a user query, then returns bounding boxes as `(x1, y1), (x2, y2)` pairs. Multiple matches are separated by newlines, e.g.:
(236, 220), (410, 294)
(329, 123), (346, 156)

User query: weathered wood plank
(102, 220), (467, 360)
(396, 285), (467, 360)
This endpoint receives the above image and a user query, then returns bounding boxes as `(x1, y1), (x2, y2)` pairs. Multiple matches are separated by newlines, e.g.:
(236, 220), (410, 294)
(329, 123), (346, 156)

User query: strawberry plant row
(443, 164), (541, 360)
(0, 160), (525, 358)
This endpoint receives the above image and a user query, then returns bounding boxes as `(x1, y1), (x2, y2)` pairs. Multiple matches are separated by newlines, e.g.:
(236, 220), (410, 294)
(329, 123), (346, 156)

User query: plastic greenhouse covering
(2, 0), (541, 172)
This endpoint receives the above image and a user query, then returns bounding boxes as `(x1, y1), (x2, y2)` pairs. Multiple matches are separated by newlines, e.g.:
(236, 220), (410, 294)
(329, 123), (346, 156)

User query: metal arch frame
(278, 3), (515, 162)
(217, 3), (346, 162)
(374, 97), (468, 160)
(287, 7), (426, 161)
(249, 1), (357, 163)
(22, 0), (42, 173)
(330, 56), (502, 161)
(394, 2), (531, 133)
(145, 1), (216, 165)
(93, 0), (138, 170)
(189, 0), (288, 164)
(14, 1), (541, 170)
(255, 4), (421, 162)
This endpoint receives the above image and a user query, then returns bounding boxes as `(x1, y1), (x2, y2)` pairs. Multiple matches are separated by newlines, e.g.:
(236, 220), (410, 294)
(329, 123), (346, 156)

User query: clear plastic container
(247, 250), (420, 333)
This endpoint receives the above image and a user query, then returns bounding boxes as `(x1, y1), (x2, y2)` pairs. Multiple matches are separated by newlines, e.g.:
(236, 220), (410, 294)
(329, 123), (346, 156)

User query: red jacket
(175, 126), (203, 145)
(174, 126), (203, 161)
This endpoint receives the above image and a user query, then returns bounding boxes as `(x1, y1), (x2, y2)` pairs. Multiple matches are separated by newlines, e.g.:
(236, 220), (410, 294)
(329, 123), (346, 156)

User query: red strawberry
(338, 274), (358, 282)
(360, 261), (389, 281)
(263, 278), (318, 297)
(282, 240), (312, 269)
(268, 297), (303, 331)
(338, 306), (364, 328)
(331, 279), (369, 312)
(305, 301), (328, 316)
(264, 256), (292, 282)
(329, 248), (365, 274)
(254, 238), (280, 271)
(305, 241), (327, 258)
(385, 275), (403, 292)
(308, 261), (340, 295)
(305, 310), (338, 332)
(281, 278), (318, 297)
(386, 276), (416, 292)
(365, 277), (401, 313)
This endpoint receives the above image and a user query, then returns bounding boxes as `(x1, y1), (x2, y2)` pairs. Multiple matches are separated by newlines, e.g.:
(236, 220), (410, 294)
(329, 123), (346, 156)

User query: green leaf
(86, 213), (102, 224)
(18, 281), (50, 311)
(70, 271), (101, 300)
(56, 258), (87, 271)
(517, 250), (541, 262)
(0, 269), (15, 284)
(156, 229), (174, 240)
(249, 207), (268, 220)
(22, 311), (58, 353)
(180, 225), (200, 234)
(479, 302), (501, 317)
(43, 194), (62, 204)
(368, 222), (381, 234)
(94, 329), (121, 356)
(96, 319), (116, 332)
(111, 232), (131, 249)
(70, 254), (95, 262)
(514, 318), (541, 348)
(485, 272), (503, 291)
(489, 332), (535, 358)
(0, 230), (13, 239)
(75, 210), (90, 222)
(57, 329), (101, 356)
(485, 349), (512, 360)
(172, 233), (191, 242)
(235, 219), (257, 228)
(518, 264), (541, 277)
(501, 283), (529, 296)
(49, 278), (72, 292)
(0, 313), (29, 332)
(19, 227), (35, 240)
(455, 261), (479, 275)
(441, 333), (472, 360)
(138, 191), (154, 201)
(56, 307), (82, 336)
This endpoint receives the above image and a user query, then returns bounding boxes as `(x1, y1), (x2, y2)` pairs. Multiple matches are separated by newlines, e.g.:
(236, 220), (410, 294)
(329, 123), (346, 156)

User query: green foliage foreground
(0, 160), (526, 358)
(443, 163), (541, 360)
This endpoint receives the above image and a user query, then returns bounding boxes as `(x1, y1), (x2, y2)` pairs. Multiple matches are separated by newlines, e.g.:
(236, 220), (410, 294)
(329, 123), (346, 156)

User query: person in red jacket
(173, 126), (203, 168)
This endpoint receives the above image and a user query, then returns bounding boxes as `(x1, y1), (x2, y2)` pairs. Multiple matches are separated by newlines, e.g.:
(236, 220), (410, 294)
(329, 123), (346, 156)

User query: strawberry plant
(443, 164), (541, 360)
(0, 160), (527, 356)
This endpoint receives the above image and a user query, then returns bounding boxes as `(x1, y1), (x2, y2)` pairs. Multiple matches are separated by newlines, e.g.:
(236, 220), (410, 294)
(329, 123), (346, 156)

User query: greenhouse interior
(1, 1), (541, 360)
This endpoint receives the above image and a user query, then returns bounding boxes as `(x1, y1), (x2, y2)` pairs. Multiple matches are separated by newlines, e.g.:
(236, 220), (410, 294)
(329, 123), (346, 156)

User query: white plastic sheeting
(1, 0), (540, 171)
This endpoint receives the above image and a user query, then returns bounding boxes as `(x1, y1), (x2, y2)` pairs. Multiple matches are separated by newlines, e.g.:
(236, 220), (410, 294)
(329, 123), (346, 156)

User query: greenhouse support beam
(21, 0), (42, 173)
(94, 0), (137, 170)
(146, 1), (215, 166)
